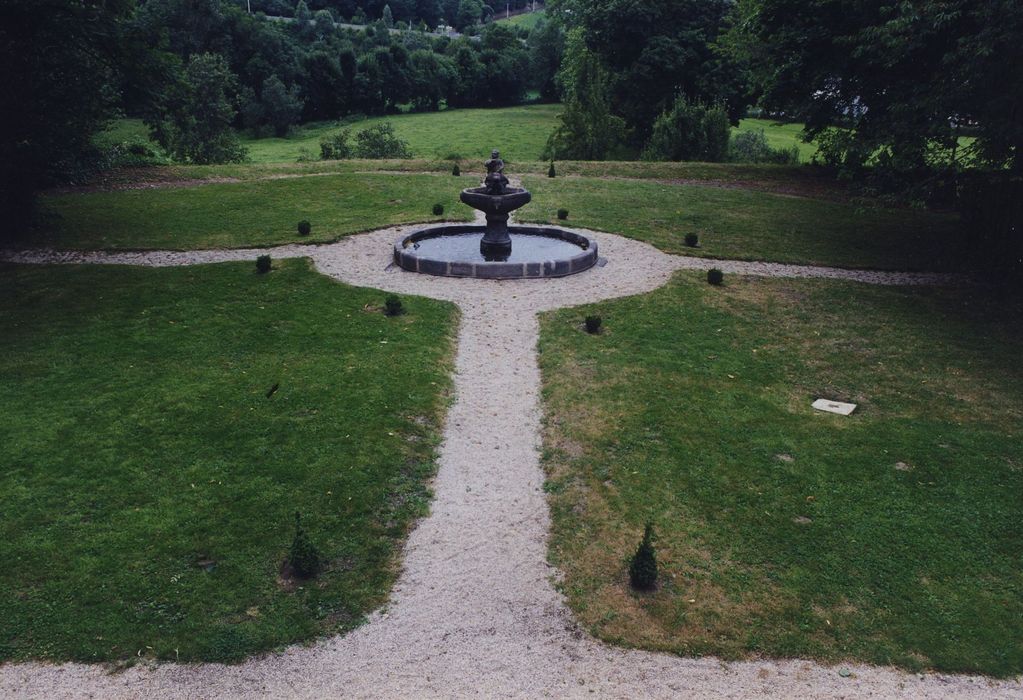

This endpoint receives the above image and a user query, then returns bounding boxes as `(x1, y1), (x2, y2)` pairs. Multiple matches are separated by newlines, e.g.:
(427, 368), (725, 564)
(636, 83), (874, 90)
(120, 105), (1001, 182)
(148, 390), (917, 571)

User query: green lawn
(239, 104), (562, 163)
(38, 173), (470, 250)
(519, 175), (962, 270)
(0, 260), (457, 663)
(539, 273), (1023, 676)
(496, 9), (546, 30)
(734, 119), (818, 163)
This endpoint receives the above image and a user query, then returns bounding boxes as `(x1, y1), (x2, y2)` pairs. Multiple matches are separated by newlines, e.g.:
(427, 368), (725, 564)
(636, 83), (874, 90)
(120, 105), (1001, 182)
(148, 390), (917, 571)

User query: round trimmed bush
(707, 268), (724, 285)
(297, 220), (311, 236)
(557, 208), (569, 220)
(384, 295), (404, 316)
(256, 255), (272, 274)
(432, 203), (444, 216)
(684, 233), (699, 248)
(585, 315), (602, 334)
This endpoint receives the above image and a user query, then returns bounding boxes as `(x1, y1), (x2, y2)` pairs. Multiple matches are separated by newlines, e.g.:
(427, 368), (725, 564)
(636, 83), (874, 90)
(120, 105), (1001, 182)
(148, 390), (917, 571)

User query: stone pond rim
(393, 224), (599, 279)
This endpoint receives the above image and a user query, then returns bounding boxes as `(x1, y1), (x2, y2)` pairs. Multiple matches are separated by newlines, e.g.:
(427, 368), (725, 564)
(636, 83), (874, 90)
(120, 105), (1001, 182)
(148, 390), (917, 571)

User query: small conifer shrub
(452, 163), (460, 176)
(629, 523), (658, 590)
(432, 203), (444, 216)
(297, 220), (311, 236)
(707, 268), (724, 286)
(384, 295), (404, 316)
(256, 255), (272, 274)
(548, 162), (556, 178)
(585, 315), (602, 334)
(557, 208), (569, 220)
(684, 233), (699, 248)
(289, 512), (322, 579)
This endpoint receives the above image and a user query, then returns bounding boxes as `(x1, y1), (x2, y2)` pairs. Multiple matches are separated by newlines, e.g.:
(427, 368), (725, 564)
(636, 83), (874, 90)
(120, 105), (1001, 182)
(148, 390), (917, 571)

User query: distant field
(734, 119), (818, 163)
(96, 105), (561, 165)
(496, 9), (545, 30)
(239, 104), (561, 163)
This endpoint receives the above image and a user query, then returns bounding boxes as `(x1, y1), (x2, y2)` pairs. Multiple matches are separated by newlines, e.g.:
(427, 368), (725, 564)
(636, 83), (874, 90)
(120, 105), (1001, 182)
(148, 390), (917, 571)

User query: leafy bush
(256, 255), (271, 274)
(642, 95), (730, 163)
(557, 208), (569, 220)
(320, 128), (353, 160)
(684, 233), (699, 248)
(432, 203), (444, 216)
(353, 123), (412, 159)
(728, 129), (800, 164)
(707, 268), (724, 285)
(288, 512), (322, 579)
(629, 523), (657, 590)
(297, 220), (311, 236)
(584, 315), (602, 334)
(452, 162), (460, 176)
(548, 162), (556, 178)
(384, 295), (403, 316)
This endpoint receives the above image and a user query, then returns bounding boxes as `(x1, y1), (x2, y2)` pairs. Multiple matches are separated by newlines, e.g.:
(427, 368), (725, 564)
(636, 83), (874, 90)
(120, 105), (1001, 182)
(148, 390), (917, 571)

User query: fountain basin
(394, 225), (598, 279)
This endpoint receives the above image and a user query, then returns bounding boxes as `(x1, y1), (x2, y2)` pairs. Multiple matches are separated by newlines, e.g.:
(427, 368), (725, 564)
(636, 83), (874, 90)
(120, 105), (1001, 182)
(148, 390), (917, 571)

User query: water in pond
(410, 232), (585, 263)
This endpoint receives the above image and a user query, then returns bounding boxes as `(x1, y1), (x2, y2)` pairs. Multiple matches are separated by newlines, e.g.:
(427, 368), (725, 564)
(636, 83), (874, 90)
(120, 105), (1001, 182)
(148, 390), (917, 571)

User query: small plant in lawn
(452, 163), (460, 176)
(297, 220), (311, 236)
(256, 255), (272, 274)
(384, 295), (404, 316)
(684, 233), (699, 248)
(548, 161), (556, 178)
(288, 512), (322, 579)
(557, 208), (569, 220)
(707, 268), (724, 286)
(585, 315), (602, 334)
(432, 203), (444, 216)
(629, 523), (658, 591)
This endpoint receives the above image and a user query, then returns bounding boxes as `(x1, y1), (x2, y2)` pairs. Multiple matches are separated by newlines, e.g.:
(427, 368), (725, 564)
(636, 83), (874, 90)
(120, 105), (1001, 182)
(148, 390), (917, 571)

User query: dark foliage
(707, 268), (724, 286)
(684, 233), (699, 248)
(432, 203), (445, 215)
(584, 315), (602, 334)
(384, 295), (404, 316)
(297, 220), (312, 236)
(452, 163), (460, 176)
(548, 162), (556, 178)
(628, 523), (657, 590)
(256, 254), (272, 273)
(288, 512), (322, 579)
(557, 208), (569, 220)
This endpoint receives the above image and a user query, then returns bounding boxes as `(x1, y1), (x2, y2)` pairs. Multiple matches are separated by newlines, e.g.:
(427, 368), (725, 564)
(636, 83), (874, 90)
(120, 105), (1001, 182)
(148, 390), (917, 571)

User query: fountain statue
(460, 149), (532, 260)
(393, 149), (598, 279)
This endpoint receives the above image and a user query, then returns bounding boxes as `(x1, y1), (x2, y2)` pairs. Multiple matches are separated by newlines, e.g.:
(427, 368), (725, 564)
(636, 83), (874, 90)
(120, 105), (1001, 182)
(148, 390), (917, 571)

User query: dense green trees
(545, 0), (744, 159)
(728, 0), (1023, 174)
(0, 0), (136, 235)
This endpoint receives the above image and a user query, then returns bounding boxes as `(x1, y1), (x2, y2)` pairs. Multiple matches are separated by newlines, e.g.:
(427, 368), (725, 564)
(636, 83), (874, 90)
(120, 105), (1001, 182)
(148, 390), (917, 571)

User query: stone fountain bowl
(459, 186), (532, 214)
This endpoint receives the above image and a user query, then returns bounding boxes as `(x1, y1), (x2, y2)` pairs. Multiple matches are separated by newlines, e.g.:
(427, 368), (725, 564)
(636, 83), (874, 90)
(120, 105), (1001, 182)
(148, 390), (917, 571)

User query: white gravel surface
(1, 226), (1016, 699)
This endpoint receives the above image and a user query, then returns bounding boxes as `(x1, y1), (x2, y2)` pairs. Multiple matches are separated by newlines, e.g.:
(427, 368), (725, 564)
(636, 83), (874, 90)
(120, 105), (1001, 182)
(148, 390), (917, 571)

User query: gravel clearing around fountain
(0, 227), (1014, 699)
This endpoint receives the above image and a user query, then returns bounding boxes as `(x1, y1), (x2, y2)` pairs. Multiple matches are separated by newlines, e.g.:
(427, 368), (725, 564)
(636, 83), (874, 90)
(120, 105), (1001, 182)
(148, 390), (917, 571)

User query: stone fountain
(393, 150), (598, 279)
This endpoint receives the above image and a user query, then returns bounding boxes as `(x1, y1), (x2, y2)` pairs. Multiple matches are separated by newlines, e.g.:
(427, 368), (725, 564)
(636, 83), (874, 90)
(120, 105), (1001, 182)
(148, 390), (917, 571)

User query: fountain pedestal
(459, 187), (532, 260)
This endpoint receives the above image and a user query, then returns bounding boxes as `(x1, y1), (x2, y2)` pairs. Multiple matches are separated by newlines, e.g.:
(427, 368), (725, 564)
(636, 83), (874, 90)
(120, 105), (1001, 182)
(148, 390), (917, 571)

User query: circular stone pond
(394, 225), (599, 279)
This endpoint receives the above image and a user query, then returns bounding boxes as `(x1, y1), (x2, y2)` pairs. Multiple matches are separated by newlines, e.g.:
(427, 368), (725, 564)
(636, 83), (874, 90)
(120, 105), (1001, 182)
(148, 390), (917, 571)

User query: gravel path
(0, 228), (1014, 699)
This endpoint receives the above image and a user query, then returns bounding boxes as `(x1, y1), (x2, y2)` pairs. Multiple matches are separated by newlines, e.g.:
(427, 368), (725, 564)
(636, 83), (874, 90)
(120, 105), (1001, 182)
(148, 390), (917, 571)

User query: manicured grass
(519, 175), (963, 270)
(38, 173), (470, 249)
(539, 273), (1023, 676)
(734, 119), (818, 163)
(239, 104), (561, 163)
(496, 9), (546, 30)
(0, 260), (457, 663)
